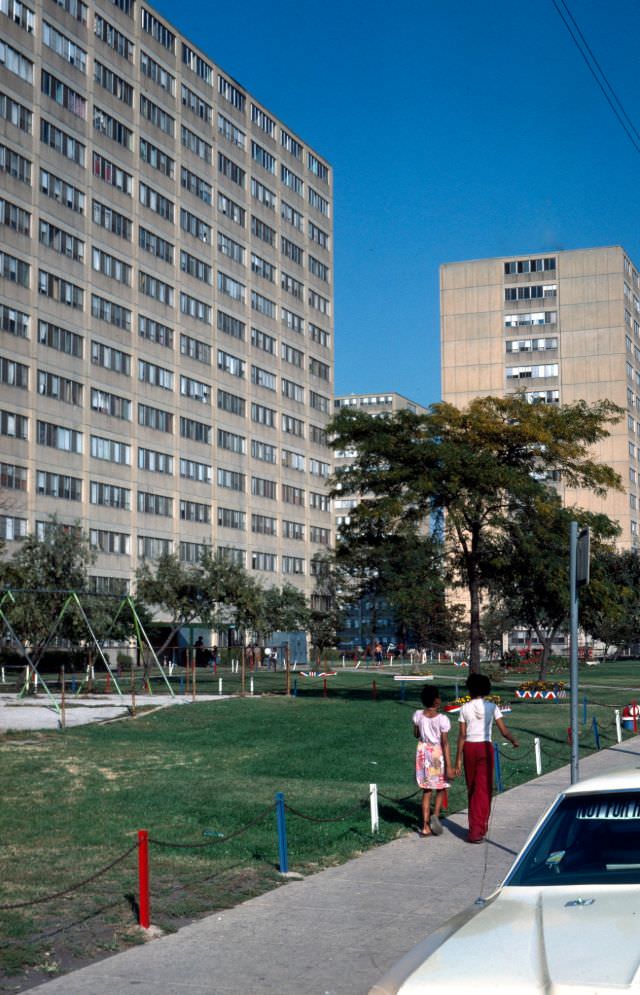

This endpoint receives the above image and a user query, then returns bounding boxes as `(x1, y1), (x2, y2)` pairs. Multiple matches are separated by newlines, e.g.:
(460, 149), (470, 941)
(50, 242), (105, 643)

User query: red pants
(463, 741), (494, 841)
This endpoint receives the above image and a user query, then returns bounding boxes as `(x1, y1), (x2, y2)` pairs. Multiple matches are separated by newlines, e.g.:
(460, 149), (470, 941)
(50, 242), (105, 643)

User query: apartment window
(0, 462), (27, 490)
(92, 152), (132, 194)
(93, 200), (131, 240)
(180, 541), (210, 563)
(310, 491), (330, 511)
(37, 471), (81, 501)
(252, 513), (276, 536)
(218, 75), (245, 111)
(181, 208), (211, 244)
(281, 342), (304, 367)
(282, 484), (304, 506)
(218, 232), (245, 265)
(93, 106), (133, 149)
(39, 221), (82, 262)
(310, 324), (330, 348)
(218, 507), (246, 530)
(218, 349), (245, 379)
(282, 308), (304, 333)
(251, 291), (276, 319)
(218, 153), (245, 189)
(37, 420), (82, 453)
(217, 467), (245, 492)
(180, 332), (210, 365)
(251, 327), (276, 354)
(94, 63), (133, 105)
(140, 138), (175, 179)
(140, 8), (175, 51)
(504, 257), (556, 275)
(181, 250), (212, 284)
(251, 253), (275, 282)
(182, 42), (212, 83)
(218, 549), (247, 571)
(218, 389), (246, 417)
(180, 292), (211, 324)
(138, 403), (173, 432)
(251, 177), (276, 210)
(90, 529), (130, 555)
(91, 388), (130, 420)
(0, 197), (30, 236)
(92, 436), (131, 465)
(94, 14), (133, 60)
(139, 181), (174, 221)
(42, 69), (86, 118)
(180, 416), (211, 444)
(308, 221), (329, 249)
(252, 439), (276, 463)
(93, 341), (131, 375)
(2, 0), (35, 34)
(251, 365), (276, 391)
(505, 338), (558, 353)
(251, 476), (277, 499)
(282, 449), (305, 471)
(504, 285), (557, 302)
(252, 551), (276, 572)
(138, 447), (173, 474)
(310, 458), (330, 478)
(180, 457), (211, 482)
(1, 40), (33, 83)
(0, 515), (27, 540)
(140, 272), (174, 306)
(524, 390), (560, 404)
(282, 520), (304, 539)
(38, 270), (83, 309)
(92, 294), (131, 331)
(282, 414), (304, 437)
(138, 536), (173, 559)
(183, 83), (212, 123)
(138, 359), (173, 389)
(0, 409), (27, 439)
(504, 311), (557, 328)
(139, 227), (174, 264)
(309, 289), (330, 315)
(281, 201), (303, 230)
(138, 491), (172, 517)
(282, 556), (305, 575)
(0, 90), (32, 133)
(506, 364), (559, 380)
(309, 256), (329, 282)
(218, 271), (245, 303)
(280, 129), (302, 159)
(251, 141), (275, 175)
(180, 499), (210, 523)
(310, 526), (330, 546)
(1, 142), (31, 182)
(282, 272), (303, 299)
(141, 50), (175, 94)
(180, 166), (212, 207)
(0, 251), (29, 287)
(307, 152), (329, 182)
(180, 375), (210, 404)
(281, 165), (303, 195)
(181, 124), (212, 164)
(308, 187), (330, 216)
(282, 236), (303, 265)
(217, 429), (245, 454)
(40, 168), (84, 215)
(282, 378), (304, 403)
(309, 358), (331, 381)
(2, 305), (29, 339)
(251, 402), (275, 427)
(92, 247), (131, 285)
(217, 194), (246, 228)
(218, 112), (245, 147)
(251, 216), (275, 245)
(139, 315), (173, 348)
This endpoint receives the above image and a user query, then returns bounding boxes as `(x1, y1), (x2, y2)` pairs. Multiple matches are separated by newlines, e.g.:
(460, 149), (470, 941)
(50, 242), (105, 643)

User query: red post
(567, 726), (573, 745)
(323, 677), (327, 698)
(372, 680), (378, 700)
(137, 829), (150, 928)
(442, 789), (449, 812)
(634, 700), (638, 734)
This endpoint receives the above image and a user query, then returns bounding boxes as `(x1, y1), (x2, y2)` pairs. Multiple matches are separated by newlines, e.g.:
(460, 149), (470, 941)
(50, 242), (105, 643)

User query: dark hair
(421, 684), (440, 708)
(466, 673), (491, 698)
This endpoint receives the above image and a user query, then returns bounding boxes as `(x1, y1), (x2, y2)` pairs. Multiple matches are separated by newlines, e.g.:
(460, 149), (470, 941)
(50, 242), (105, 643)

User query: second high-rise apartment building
(0, 0), (334, 598)
(441, 246), (639, 549)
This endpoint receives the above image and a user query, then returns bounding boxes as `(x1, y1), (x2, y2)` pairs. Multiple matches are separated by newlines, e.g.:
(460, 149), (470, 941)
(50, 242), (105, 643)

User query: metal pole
(137, 829), (150, 928)
(615, 709), (622, 743)
(370, 783), (379, 833)
(534, 736), (542, 776)
(275, 791), (288, 874)
(493, 743), (503, 793)
(570, 521), (579, 784)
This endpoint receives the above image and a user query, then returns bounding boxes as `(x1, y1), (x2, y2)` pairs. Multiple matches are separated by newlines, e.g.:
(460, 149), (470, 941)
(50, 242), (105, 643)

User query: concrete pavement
(27, 737), (640, 995)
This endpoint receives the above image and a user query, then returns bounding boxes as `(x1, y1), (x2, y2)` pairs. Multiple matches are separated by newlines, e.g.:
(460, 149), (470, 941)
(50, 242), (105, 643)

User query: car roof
(563, 767), (640, 796)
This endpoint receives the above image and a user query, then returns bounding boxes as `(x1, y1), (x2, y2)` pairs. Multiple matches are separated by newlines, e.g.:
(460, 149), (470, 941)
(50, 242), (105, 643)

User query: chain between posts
(284, 797), (369, 823)
(149, 805), (273, 848)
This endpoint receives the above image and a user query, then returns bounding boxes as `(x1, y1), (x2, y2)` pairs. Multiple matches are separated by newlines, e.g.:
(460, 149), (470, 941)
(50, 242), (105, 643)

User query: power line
(551, 0), (640, 157)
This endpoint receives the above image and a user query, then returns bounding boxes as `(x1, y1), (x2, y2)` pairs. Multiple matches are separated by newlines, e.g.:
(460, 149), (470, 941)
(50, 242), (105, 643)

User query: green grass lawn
(1, 663), (639, 988)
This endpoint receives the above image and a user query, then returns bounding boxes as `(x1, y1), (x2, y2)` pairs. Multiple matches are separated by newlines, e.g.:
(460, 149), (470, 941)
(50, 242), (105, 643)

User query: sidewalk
(29, 739), (640, 995)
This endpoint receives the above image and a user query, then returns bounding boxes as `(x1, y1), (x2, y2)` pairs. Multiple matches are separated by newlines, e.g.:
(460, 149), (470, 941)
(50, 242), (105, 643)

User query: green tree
(308, 552), (345, 659)
(581, 548), (640, 659)
(135, 551), (211, 656)
(330, 395), (622, 672)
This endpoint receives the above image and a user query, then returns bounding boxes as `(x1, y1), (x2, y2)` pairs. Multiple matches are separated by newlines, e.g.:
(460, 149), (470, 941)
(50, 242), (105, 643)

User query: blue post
(493, 742), (503, 793)
(592, 716), (600, 750)
(582, 695), (587, 725)
(71, 675), (77, 693)
(179, 676), (185, 694)
(275, 791), (288, 874)
(292, 678), (298, 697)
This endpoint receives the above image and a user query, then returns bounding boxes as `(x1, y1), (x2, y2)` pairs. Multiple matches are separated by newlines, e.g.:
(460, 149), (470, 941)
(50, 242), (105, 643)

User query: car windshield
(506, 791), (640, 887)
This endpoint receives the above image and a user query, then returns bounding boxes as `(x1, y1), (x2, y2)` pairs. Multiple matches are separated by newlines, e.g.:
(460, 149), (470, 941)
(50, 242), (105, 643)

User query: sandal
(418, 828), (432, 837)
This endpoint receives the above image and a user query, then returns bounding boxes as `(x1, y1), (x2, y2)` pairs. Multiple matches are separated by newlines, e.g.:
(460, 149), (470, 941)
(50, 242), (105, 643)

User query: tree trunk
(468, 575), (482, 673)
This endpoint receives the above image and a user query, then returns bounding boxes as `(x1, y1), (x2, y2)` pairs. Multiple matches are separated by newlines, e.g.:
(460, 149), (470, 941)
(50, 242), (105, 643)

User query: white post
(341, 655), (345, 668)
(1, 665), (5, 683)
(534, 737), (542, 776)
(250, 676), (254, 695)
(168, 662), (174, 677)
(34, 670), (39, 692)
(390, 654), (394, 666)
(218, 677), (223, 696)
(24, 665), (29, 690)
(370, 783), (379, 834)
(615, 709), (622, 744)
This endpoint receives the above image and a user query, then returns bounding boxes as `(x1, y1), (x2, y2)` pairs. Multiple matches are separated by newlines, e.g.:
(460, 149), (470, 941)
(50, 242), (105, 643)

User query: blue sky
(153, 0), (640, 407)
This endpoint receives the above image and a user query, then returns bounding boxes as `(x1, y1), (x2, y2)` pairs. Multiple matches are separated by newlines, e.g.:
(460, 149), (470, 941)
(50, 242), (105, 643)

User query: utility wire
(551, 0), (640, 156)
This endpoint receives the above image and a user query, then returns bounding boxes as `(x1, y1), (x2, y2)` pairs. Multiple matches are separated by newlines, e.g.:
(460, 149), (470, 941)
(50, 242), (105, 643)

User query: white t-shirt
(459, 699), (503, 742)
(412, 709), (451, 746)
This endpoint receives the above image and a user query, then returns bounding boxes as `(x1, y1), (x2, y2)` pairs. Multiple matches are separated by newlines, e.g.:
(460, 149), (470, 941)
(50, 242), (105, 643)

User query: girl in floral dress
(413, 685), (453, 836)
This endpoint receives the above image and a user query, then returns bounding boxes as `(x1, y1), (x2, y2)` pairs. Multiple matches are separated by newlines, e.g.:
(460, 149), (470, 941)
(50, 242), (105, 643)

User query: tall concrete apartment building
(0, 0), (334, 599)
(441, 246), (639, 550)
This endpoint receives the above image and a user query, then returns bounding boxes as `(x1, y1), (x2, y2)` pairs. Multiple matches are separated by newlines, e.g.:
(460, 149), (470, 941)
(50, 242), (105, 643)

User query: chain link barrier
(284, 797), (369, 823)
(148, 805), (273, 849)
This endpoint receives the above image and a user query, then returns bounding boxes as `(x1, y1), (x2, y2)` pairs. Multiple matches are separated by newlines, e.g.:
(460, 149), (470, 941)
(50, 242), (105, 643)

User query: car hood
(376, 885), (640, 994)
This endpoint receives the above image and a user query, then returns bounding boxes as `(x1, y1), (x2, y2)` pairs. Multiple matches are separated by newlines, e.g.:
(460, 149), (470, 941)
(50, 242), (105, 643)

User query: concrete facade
(441, 246), (637, 549)
(0, 0), (334, 598)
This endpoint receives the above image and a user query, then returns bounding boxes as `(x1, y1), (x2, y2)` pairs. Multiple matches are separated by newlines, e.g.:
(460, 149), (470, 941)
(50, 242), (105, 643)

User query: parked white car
(370, 769), (640, 994)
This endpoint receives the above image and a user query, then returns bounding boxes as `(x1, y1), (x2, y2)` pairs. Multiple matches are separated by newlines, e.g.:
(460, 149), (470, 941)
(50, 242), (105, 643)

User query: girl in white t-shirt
(412, 685), (453, 837)
(454, 673), (518, 843)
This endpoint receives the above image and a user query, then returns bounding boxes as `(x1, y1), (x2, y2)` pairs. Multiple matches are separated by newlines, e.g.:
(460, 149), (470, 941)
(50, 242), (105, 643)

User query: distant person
(454, 673), (519, 844)
(374, 641), (383, 664)
(194, 636), (205, 668)
(413, 685), (453, 837)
